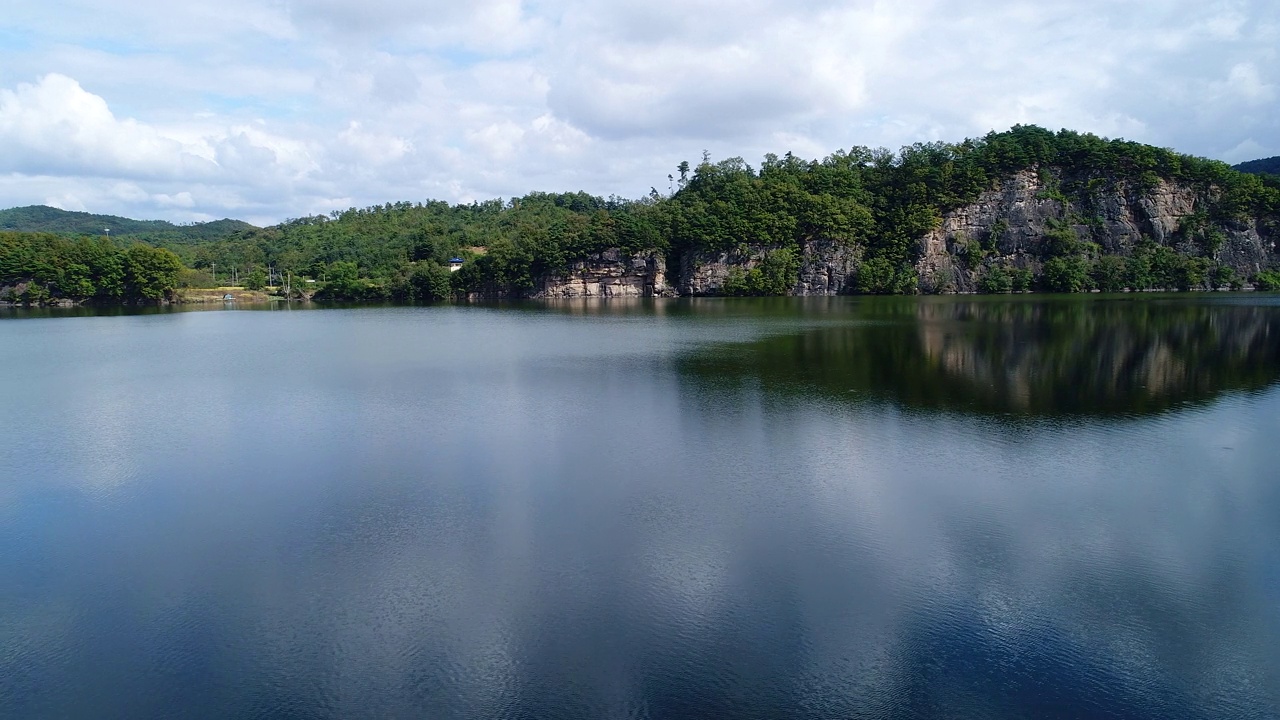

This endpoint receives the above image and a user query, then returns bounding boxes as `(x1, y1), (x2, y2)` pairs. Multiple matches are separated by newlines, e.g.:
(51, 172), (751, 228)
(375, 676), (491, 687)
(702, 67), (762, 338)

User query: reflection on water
(1, 296), (1279, 719)
(679, 296), (1280, 415)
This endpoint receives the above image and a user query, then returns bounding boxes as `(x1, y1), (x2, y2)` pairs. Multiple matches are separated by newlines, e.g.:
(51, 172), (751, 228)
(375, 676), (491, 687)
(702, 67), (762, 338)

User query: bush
(1012, 268), (1033, 292)
(1091, 255), (1129, 292)
(1043, 256), (1092, 293)
(978, 264), (1012, 293)
(1210, 265), (1237, 291)
(1043, 220), (1081, 258)
(244, 267), (268, 291)
(1255, 269), (1280, 291)
(857, 257), (916, 294)
(722, 248), (800, 296)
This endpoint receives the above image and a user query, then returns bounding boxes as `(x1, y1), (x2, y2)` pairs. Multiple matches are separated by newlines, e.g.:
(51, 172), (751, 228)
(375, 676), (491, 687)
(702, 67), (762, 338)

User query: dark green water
(2, 296), (1279, 719)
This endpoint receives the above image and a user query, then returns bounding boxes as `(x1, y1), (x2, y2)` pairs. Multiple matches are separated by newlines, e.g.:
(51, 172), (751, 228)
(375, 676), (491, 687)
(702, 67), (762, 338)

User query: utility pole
(211, 263), (216, 286)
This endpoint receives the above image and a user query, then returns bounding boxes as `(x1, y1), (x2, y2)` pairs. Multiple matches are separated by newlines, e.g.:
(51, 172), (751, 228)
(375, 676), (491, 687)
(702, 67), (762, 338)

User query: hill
(165, 125), (1280, 299)
(1233, 157), (1280, 176)
(4, 125), (1280, 305)
(0, 205), (256, 243)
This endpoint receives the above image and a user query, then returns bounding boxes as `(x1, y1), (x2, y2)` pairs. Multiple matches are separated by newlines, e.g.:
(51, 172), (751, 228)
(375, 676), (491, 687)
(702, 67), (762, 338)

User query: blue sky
(0, 0), (1276, 226)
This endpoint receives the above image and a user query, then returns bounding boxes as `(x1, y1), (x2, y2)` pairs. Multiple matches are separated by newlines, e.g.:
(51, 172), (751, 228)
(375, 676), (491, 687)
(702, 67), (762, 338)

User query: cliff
(529, 248), (674, 298)
(525, 167), (1276, 297)
(677, 238), (861, 296)
(914, 168), (1274, 293)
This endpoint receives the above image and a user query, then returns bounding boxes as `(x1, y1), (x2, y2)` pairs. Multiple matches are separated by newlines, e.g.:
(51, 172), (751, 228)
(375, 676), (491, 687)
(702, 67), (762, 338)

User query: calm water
(2, 296), (1279, 719)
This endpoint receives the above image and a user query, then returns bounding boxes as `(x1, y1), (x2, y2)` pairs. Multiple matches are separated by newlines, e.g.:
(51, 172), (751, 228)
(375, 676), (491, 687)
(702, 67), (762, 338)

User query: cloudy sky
(0, 0), (1276, 226)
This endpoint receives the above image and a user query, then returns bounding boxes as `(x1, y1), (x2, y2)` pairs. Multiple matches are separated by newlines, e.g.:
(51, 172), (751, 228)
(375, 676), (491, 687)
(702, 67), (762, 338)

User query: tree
(325, 261), (362, 296)
(1091, 255), (1129, 292)
(405, 262), (452, 302)
(245, 267), (268, 291)
(978, 264), (1013, 293)
(124, 245), (183, 301)
(1043, 256), (1091, 293)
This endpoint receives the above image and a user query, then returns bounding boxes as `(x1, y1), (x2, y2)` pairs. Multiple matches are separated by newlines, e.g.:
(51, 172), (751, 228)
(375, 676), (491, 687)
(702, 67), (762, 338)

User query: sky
(0, 0), (1276, 226)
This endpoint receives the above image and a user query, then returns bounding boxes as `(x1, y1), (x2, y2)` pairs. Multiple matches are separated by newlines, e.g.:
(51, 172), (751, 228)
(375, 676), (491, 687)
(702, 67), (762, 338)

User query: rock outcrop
(677, 246), (763, 296)
(530, 248), (673, 298)
(915, 168), (1275, 292)
(676, 239), (862, 296)
(795, 238), (862, 295)
(524, 169), (1277, 298)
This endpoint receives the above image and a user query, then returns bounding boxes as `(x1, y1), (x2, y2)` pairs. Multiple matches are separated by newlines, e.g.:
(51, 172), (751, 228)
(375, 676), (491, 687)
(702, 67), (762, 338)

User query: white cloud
(1221, 62), (1275, 104)
(0, 74), (219, 180)
(338, 121), (412, 165)
(0, 0), (1277, 223)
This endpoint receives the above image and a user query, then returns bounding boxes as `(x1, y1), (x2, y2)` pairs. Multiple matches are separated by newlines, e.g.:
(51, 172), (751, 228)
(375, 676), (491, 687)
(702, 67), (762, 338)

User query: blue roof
(449, 257), (464, 263)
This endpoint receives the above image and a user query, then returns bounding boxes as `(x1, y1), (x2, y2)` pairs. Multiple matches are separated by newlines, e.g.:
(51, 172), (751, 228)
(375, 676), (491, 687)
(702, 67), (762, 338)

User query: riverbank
(178, 287), (277, 304)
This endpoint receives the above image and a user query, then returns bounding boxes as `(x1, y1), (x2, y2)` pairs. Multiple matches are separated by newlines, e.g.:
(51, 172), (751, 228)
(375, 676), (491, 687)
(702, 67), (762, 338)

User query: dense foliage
(1234, 157), (1280, 177)
(1, 232), (184, 303)
(0, 206), (255, 246)
(3, 126), (1279, 304)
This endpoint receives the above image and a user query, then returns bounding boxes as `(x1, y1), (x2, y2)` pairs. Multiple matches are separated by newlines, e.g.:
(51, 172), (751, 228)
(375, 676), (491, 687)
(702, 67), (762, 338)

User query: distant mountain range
(1233, 157), (1280, 176)
(0, 205), (255, 243)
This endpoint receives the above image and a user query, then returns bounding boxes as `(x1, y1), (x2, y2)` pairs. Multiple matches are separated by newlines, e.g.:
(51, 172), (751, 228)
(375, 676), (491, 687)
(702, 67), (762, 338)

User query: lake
(2, 295), (1279, 719)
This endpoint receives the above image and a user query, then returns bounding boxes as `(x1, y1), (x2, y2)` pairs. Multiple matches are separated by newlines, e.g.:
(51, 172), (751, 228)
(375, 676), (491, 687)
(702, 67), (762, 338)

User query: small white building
(448, 257), (465, 272)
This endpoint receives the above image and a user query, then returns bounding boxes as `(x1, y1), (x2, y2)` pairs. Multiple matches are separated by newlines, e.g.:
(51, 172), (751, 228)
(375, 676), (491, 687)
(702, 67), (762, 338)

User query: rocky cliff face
(530, 248), (674, 298)
(677, 246), (760, 296)
(795, 238), (863, 295)
(915, 168), (1275, 292)
(676, 238), (862, 296)
(530, 168), (1276, 297)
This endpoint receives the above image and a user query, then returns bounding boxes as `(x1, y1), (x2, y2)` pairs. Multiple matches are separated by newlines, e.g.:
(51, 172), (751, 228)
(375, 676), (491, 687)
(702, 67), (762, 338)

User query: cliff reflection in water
(678, 296), (1280, 416)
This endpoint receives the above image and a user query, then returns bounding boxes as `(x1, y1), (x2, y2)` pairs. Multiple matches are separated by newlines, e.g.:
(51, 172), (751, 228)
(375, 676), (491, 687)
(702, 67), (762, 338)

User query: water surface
(2, 296), (1279, 718)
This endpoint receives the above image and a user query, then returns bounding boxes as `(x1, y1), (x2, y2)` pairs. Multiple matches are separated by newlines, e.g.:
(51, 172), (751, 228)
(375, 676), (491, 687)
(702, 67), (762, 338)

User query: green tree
(1091, 255), (1129, 292)
(245, 267), (268, 291)
(124, 245), (183, 301)
(325, 261), (363, 297)
(978, 264), (1013, 293)
(405, 262), (452, 302)
(1043, 256), (1091, 293)
(1255, 269), (1280, 290)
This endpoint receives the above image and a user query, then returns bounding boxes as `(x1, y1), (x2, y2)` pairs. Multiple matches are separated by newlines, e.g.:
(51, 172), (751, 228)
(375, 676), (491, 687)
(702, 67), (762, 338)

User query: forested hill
(1234, 157), (1280, 176)
(0, 205), (256, 243)
(4, 125), (1280, 305)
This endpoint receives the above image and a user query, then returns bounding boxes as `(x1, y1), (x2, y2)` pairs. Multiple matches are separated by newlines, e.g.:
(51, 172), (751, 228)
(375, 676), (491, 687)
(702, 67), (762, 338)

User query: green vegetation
(3, 126), (1279, 304)
(1233, 157), (1280, 177)
(1256, 270), (1280, 291)
(0, 206), (255, 245)
(722, 248), (801, 296)
(1, 232), (183, 304)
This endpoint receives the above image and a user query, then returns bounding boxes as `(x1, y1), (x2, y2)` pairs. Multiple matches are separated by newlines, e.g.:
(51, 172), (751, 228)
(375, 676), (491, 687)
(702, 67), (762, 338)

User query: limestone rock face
(532, 248), (674, 298)
(677, 246), (764, 296)
(915, 168), (1275, 292)
(677, 239), (862, 296)
(795, 238), (862, 295)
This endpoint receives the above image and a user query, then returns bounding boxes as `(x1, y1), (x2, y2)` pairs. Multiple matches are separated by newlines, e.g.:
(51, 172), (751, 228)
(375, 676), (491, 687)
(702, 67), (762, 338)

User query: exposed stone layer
(530, 248), (674, 298)
(915, 169), (1274, 292)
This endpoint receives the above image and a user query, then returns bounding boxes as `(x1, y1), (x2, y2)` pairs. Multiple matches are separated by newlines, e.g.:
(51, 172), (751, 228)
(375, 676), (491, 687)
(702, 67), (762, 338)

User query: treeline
(0, 232), (185, 304)
(4, 125), (1280, 303)
(0, 206), (255, 246)
(197, 125), (1279, 298)
(179, 192), (665, 301)
(1234, 157), (1280, 177)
